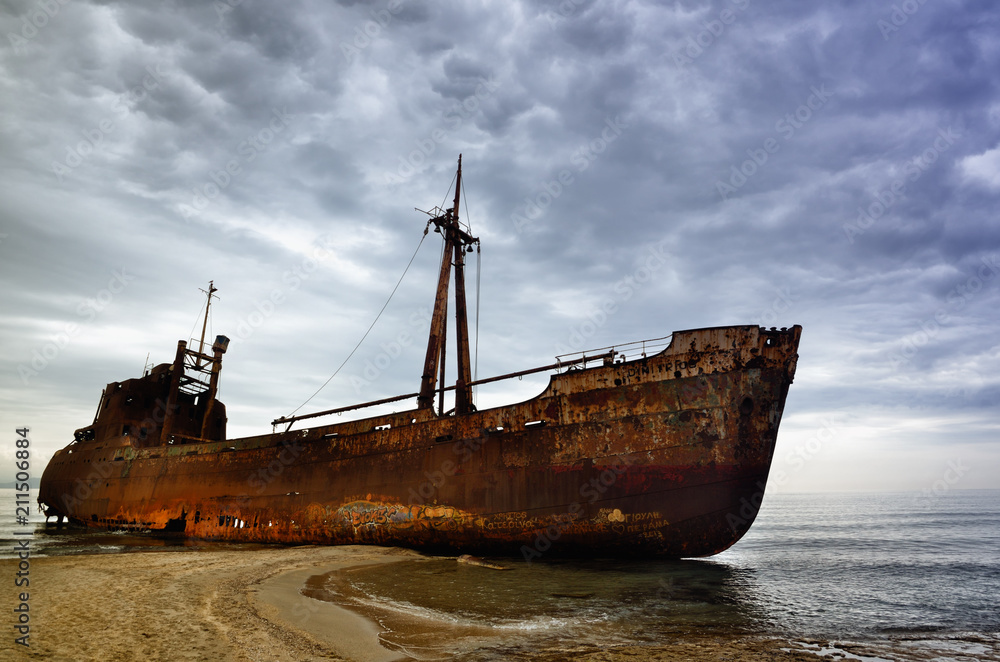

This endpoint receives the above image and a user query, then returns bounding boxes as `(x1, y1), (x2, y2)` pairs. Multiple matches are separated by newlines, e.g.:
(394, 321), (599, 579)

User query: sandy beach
(2, 545), (417, 661)
(0, 546), (943, 661)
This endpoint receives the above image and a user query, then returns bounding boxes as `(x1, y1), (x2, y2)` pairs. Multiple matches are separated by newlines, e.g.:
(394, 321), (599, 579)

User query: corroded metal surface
(39, 324), (801, 559)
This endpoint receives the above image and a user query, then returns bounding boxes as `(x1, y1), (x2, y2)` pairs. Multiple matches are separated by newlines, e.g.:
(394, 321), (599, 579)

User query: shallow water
(314, 490), (1000, 659)
(4, 489), (998, 659)
(0, 488), (276, 557)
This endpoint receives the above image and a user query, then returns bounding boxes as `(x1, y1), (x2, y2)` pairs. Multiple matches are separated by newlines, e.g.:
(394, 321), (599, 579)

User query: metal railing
(272, 334), (674, 430)
(554, 334), (673, 372)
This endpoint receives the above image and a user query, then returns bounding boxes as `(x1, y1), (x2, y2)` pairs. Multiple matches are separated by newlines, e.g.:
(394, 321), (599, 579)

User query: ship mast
(160, 281), (230, 444)
(418, 155), (479, 415)
(195, 280), (219, 367)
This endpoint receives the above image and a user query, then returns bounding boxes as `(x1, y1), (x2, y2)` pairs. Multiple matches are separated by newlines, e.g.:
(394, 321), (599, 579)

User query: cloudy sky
(1, 0), (998, 493)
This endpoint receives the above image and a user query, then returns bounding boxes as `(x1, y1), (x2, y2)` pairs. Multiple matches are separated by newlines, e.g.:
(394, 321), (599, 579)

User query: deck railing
(272, 334), (674, 430)
(554, 334), (673, 372)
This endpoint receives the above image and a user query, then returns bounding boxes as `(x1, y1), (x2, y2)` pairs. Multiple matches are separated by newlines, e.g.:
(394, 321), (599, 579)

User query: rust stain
(39, 324), (801, 558)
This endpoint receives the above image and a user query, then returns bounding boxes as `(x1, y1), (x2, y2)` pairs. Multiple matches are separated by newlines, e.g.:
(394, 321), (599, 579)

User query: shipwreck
(39, 157), (801, 558)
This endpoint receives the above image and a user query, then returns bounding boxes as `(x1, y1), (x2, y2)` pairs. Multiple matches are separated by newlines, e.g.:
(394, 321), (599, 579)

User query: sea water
(2, 489), (998, 659)
(318, 490), (1000, 660)
(0, 488), (260, 557)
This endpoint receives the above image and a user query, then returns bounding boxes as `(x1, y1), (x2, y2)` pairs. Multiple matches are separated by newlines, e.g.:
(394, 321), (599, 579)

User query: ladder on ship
(160, 281), (229, 442)
(178, 281), (220, 403)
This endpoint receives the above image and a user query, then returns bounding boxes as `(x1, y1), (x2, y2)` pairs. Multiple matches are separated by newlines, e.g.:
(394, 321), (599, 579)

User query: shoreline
(1, 545), (421, 661)
(252, 558), (414, 662)
(2, 546), (994, 661)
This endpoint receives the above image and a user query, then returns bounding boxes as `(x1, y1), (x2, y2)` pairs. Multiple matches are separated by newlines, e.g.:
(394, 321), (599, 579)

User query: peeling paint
(39, 325), (801, 558)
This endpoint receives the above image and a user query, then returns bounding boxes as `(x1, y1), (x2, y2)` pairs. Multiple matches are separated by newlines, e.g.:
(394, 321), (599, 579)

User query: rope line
(188, 301), (205, 345)
(286, 228), (430, 417)
(440, 170), (458, 214)
(474, 244), (480, 399)
(461, 176), (480, 403)
(461, 175), (472, 234)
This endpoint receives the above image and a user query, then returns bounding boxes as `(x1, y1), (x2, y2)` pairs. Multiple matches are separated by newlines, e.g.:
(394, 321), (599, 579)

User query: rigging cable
(440, 170), (458, 215)
(286, 227), (430, 418)
(474, 243), (481, 406)
(461, 170), (472, 234)
(188, 300), (206, 345)
(462, 180), (481, 405)
(210, 308), (219, 399)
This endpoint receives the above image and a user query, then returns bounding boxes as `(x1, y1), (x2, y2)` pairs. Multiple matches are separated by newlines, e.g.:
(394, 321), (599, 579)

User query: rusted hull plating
(39, 325), (800, 559)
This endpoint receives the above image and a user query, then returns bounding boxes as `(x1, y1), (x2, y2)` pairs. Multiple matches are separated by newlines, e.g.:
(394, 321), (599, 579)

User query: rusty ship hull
(39, 324), (800, 559)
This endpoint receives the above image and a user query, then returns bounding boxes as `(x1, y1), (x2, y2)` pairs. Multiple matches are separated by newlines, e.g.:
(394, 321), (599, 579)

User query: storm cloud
(1, 0), (998, 491)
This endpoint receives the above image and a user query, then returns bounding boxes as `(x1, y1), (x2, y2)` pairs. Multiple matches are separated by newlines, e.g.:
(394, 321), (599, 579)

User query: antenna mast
(418, 155), (479, 415)
(196, 281), (219, 366)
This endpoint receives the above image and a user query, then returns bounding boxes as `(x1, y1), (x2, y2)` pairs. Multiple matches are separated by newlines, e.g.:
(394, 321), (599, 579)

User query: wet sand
(1, 545), (415, 661)
(0, 546), (935, 661)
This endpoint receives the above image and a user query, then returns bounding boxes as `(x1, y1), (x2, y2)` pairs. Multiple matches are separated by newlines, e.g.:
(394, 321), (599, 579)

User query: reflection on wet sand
(306, 557), (775, 658)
